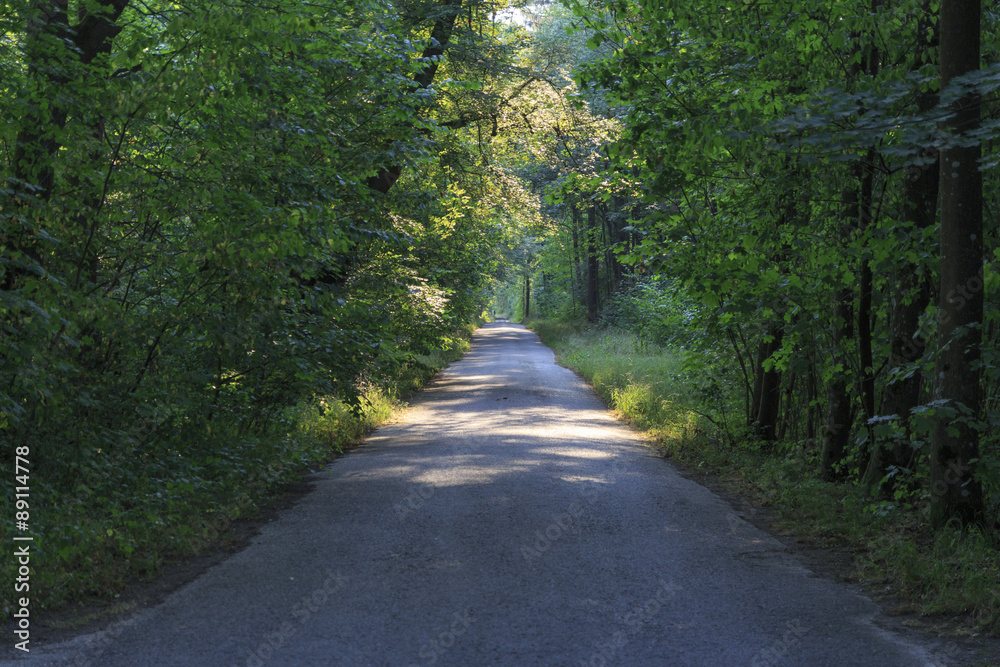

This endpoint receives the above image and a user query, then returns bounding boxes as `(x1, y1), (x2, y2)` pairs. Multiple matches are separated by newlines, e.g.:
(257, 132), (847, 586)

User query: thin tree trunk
(726, 327), (752, 425)
(571, 207), (584, 310)
(806, 362), (818, 443)
(609, 196), (628, 290)
(855, 19), (881, 472)
(750, 343), (765, 427)
(753, 327), (783, 442)
(524, 274), (531, 319)
(821, 352), (853, 478)
(857, 148), (878, 459)
(604, 202), (624, 291)
(778, 372), (796, 442)
(586, 206), (600, 322)
(821, 166), (861, 479)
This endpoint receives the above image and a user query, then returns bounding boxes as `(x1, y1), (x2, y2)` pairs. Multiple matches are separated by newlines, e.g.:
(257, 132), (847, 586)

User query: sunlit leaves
(0, 0), (531, 477)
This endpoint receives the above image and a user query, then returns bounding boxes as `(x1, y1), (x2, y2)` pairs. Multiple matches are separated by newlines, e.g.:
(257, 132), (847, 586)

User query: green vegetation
(530, 320), (1000, 632)
(0, 330), (471, 618)
(529, 320), (702, 441)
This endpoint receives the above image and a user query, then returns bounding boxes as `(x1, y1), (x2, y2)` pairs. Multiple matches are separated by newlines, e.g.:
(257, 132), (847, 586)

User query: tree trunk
(854, 19), (881, 473)
(856, 149), (877, 469)
(778, 371), (796, 442)
(806, 362), (818, 443)
(586, 206), (600, 322)
(604, 202), (624, 291)
(929, 0), (985, 528)
(821, 165), (861, 479)
(571, 207), (584, 310)
(523, 274), (531, 319)
(367, 1), (461, 193)
(821, 378), (852, 477)
(753, 327), (783, 442)
(858, 151), (877, 423)
(750, 343), (765, 427)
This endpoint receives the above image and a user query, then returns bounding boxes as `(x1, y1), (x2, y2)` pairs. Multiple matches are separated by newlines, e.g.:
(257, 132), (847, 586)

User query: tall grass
(531, 320), (703, 442)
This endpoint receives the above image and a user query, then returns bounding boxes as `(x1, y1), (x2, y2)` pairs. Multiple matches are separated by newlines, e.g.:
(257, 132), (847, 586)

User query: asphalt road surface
(16, 323), (954, 665)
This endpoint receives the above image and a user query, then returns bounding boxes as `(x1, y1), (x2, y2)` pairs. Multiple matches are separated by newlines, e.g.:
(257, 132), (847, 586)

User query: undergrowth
(0, 329), (473, 622)
(529, 318), (1000, 635)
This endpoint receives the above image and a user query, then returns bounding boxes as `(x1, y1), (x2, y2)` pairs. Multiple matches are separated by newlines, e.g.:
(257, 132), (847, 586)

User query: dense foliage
(1, 0), (538, 613)
(518, 0), (1000, 531)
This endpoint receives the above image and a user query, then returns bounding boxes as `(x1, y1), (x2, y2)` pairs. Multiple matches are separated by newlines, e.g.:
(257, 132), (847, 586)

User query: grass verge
(528, 318), (1000, 636)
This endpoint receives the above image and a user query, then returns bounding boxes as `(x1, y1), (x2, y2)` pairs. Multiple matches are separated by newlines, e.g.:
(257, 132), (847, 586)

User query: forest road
(14, 323), (960, 666)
